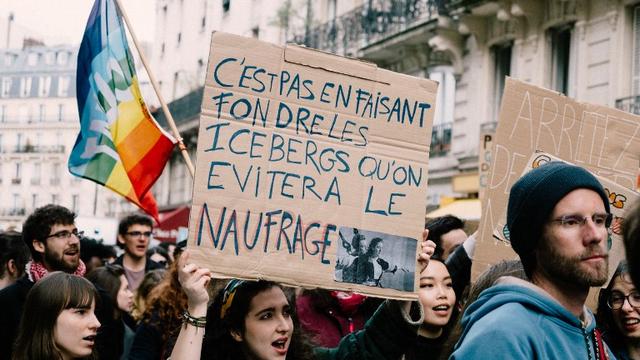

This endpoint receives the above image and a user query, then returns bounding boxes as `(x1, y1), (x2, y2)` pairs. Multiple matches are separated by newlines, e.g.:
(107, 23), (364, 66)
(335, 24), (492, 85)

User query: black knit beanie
(506, 162), (610, 258)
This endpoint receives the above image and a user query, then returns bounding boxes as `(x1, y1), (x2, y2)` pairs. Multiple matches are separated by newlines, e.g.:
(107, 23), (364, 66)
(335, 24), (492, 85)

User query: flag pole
(114, 0), (195, 178)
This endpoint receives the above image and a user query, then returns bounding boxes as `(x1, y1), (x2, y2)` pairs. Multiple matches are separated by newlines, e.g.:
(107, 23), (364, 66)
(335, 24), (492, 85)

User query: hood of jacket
(458, 276), (595, 343)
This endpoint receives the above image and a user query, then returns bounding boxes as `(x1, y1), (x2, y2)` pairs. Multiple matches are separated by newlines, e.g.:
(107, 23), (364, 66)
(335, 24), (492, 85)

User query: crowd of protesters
(1, 161), (639, 359)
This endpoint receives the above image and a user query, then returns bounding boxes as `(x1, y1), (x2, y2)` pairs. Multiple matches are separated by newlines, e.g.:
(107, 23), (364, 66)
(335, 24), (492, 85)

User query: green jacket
(314, 300), (423, 360)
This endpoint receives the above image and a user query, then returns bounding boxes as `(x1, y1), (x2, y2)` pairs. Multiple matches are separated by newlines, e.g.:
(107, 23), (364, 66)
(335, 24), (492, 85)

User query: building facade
(288, 0), (640, 208)
(152, 0), (640, 215)
(151, 0), (290, 212)
(0, 45), (122, 231)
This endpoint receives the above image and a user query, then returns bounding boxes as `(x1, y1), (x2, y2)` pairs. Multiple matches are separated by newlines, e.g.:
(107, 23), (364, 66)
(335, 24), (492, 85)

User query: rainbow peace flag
(69, 0), (175, 221)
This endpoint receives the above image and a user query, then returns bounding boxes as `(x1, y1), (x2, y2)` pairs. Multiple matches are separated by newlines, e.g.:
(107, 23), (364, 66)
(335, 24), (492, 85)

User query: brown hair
(140, 260), (186, 343)
(13, 272), (99, 360)
(87, 264), (126, 319)
(131, 269), (165, 321)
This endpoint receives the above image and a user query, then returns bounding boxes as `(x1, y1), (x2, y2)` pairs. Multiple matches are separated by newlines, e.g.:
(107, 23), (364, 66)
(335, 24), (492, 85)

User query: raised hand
(177, 250), (212, 316)
(418, 229), (436, 273)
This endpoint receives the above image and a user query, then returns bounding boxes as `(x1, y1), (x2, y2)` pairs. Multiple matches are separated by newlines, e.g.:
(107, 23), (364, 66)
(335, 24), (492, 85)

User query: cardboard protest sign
(478, 131), (494, 201)
(474, 78), (640, 279)
(186, 32), (437, 300)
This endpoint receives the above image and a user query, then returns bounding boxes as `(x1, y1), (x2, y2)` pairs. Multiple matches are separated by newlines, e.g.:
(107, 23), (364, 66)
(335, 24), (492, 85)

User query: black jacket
(0, 274), (120, 360)
(112, 254), (164, 272)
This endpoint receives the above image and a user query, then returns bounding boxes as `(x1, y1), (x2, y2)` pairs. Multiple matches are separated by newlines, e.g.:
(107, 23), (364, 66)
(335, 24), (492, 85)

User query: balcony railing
(0, 208), (26, 216)
(11, 178), (21, 185)
(430, 122), (452, 157)
(50, 178), (61, 186)
(615, 95), (640, 116)
(8, 145), (65, 154)
(31, 178), (41, 185)
(0, 115), (77, 123)
(290, 0), (441, 56)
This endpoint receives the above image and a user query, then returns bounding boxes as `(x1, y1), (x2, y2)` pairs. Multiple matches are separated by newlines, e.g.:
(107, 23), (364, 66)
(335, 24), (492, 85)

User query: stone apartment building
(0, 44), (122, 232)
(151, 0), (640, 224)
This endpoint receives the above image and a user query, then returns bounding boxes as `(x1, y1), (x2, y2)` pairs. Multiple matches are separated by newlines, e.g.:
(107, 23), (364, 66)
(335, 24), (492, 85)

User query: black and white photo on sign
(334, 226), (417, 292)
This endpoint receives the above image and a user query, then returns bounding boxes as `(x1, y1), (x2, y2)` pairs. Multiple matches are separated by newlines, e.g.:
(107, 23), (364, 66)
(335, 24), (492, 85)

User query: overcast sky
(0, 0), (156, 45)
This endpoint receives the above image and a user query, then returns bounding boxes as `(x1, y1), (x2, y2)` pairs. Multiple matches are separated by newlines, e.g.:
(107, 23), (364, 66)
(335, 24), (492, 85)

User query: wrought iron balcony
(615, 95), (640, 116)
(430, 122), (452, 157)
(441, 0), (491, 15)
(290, 0), (442, 56)
(0, 207), (26, 216)
(10, 145), (65, 154)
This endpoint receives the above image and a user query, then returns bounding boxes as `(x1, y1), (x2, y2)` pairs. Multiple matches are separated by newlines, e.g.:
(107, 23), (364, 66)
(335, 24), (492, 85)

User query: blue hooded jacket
(450, 277), (617, 360)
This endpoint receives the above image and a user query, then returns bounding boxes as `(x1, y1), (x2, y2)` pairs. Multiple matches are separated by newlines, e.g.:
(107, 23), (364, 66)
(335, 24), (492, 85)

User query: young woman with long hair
(597, 261), (640, 360)
(403, 258), (457, 360)
(87, 264), (135, 359)
(128, 257), (187, 359)
(171, 234), (435, 360)
(13, 272), (101, 360)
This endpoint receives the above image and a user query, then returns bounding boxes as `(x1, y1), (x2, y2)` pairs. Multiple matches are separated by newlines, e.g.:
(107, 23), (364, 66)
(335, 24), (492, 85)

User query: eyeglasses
(47, 229), (84, 240)
(550, 213), (612, 229)
(607, 291), (640, 310)
(126, 231), (152, 238)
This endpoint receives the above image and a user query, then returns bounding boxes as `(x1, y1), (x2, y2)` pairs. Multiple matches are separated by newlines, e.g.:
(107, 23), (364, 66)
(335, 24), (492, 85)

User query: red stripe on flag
(127, 135), (175, 197)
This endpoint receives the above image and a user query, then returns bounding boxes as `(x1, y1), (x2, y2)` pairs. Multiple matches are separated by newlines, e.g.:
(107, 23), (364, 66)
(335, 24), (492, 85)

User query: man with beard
(112, 214), (162, 292)
(0, 205), (116, 360)
(451, 162), (616, 359)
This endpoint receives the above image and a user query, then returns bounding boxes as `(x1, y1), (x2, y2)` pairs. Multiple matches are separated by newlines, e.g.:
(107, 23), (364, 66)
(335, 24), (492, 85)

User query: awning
(426, 199), (481, 221)
(154, 206), (190, 243)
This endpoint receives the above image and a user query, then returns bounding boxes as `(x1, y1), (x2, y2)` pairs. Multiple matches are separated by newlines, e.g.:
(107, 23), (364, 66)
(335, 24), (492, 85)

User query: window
(58, 104), (65, 121)
(27, 53), (38, 66)
(0, 134), (3, 152)
(16, 133), (22, 151)
(57, 76), (70, 97)
(39, 104), (46, 121)
(20, 77), (32, 97)
(3, 54), (14, 66)
(177, 33), (182, 46)
(493, 43), (512, 121)
(51, 163), (61, 186)
(0, 105), (5, 122)
(223, 0), (231, 12)
(550, 24), (574, 96)
(18, 105), (29, 122)
(1, 78), (11, 97)
(45, 52), (55, 65)
(633, 5), (640, 94)
(197, 59), (205, 82)
(12, 194), (20, 210)
(51, 194), (59, 204)
(32, 163), (41, 185)
(32, 194), (38, 209)
(328, 0), (337, 20)
(428, 66), (456, 157)
(57, 51), (68, 65)
(252, 27), (260, 38)
(72, 194), (79, 213)
(38, 76), (51, 97)
(107, 199), (116, 217)
(15, 163), (21, 179)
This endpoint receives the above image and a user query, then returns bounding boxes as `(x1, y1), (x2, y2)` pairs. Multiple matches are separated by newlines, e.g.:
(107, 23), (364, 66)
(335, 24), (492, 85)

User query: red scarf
(27, 260), (86, 282)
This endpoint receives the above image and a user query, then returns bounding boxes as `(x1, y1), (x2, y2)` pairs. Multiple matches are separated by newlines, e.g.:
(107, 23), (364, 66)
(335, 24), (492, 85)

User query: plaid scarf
(27, 259), (87, 282)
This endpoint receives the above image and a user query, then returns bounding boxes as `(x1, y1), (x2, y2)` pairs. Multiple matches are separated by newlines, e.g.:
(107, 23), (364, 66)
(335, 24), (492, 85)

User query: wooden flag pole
(114, 0), (195, 178)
